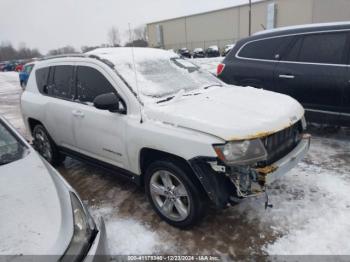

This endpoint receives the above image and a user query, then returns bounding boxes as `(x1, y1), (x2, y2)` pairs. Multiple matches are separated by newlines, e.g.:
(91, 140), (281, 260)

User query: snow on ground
(238, 134), (350, 255)
(192, 57), (223, 74)
(91, 206), (173, 255)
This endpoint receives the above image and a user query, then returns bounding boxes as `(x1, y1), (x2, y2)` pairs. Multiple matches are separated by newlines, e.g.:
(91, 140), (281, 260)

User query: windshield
(0, 120), (27, 166)
(115, 56), (222, 99)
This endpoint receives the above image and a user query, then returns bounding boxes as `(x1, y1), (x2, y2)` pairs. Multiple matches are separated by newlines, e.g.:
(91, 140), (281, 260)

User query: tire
(32, 124), (65, 166)
(145, 159), (206, 229)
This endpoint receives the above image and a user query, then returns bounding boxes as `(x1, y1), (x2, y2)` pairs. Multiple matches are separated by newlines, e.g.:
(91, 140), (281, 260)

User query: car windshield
(0, 120), (27, 166)
(115, 56), (222, 100)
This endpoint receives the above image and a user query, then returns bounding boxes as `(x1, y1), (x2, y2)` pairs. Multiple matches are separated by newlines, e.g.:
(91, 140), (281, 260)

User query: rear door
(226, 36), (292, 89)
(274, 31), (348, 122)
(71, 64), (128, 169)
(41, 65), (76, 148)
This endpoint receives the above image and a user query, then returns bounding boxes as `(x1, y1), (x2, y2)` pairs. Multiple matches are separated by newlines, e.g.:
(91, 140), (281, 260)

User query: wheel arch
(139, 148), (205, 192)
(27, 117), (44, 135)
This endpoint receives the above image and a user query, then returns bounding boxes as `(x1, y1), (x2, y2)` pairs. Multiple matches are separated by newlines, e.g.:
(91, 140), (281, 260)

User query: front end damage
(189, 122), (311, 209)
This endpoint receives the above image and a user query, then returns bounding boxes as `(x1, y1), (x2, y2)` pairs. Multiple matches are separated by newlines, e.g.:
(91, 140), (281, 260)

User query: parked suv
(218, 22), (350, 126)
(21, 48), (310, 228)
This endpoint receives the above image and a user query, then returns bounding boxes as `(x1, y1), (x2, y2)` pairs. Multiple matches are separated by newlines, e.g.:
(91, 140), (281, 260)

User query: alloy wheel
(150, 170), (190, 222)
(34, 128), (52, 162)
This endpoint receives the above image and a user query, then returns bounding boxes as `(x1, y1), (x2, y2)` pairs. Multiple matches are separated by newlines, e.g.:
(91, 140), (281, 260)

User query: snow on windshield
(88, 48), (221, 100)
(116, 55), (220, 99)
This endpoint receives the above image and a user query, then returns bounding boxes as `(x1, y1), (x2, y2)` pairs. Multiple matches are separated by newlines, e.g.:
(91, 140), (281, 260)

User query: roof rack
(38, 53), (87, 61)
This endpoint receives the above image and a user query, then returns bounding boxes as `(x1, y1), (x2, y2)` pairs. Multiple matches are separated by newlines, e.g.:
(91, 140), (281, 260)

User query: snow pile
(265, 167), (350, 255)
(0, 72), (26, 135)
(91, 205), (174, 255)
(238, 136), (350, 255)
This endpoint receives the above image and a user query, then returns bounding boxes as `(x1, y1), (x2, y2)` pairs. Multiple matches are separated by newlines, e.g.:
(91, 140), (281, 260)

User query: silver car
(0, 116), (107, 261)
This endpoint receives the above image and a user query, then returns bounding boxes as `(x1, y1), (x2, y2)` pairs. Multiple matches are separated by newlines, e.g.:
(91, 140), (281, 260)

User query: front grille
(258, 121), (302, 167)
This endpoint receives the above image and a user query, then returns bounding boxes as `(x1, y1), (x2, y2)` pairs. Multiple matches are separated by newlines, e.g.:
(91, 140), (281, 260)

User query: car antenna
(129, 23), (143, 124)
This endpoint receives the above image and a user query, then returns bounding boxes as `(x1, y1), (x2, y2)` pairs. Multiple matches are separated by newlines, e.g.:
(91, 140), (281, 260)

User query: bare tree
(108, 26), (121, 47)
(0, 41), (41, 61)
(47, 45), (78, 56)
(133, 25), (147, 41)
(123, 25), (148, 47)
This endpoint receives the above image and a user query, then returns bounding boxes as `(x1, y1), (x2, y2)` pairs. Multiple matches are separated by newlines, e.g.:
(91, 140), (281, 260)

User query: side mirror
(93, 92), (121, 113)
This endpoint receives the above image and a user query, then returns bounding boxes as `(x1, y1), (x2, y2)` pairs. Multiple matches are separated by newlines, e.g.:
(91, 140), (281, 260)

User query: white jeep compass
(21, 47), (310, 228)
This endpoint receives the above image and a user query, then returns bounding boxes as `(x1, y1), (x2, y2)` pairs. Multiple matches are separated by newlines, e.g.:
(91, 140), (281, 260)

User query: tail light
(217, 63), (225, 76)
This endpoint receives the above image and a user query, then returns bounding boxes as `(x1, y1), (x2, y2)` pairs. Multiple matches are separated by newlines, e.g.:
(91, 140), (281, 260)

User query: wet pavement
(1, 71), (349, 259)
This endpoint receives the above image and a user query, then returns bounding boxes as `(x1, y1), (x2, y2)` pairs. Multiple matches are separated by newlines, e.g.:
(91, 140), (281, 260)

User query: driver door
(71, 64), (128, 169)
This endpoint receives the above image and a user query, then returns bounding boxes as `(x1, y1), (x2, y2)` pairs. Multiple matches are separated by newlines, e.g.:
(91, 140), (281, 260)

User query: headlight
(213, 139), (267, 165)
(62, 192), (96, 262)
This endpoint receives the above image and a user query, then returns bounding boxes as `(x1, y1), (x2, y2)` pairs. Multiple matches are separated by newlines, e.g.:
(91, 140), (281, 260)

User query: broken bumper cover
(189, 134), (311, 208)
(256, 134), (311, 185)
(83, 217), (108, 262)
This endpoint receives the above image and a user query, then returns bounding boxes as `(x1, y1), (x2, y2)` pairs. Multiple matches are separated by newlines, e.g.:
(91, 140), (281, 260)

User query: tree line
(0, 42), (41, 61)
(0, 25), (148, 62)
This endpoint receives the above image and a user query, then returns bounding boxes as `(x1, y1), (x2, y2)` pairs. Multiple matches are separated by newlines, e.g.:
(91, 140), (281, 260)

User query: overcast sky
(0, 0), (253, 54)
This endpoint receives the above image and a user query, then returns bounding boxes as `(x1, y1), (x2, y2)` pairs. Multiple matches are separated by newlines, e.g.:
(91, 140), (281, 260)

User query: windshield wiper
(203, 84), (222, 90)
(157, 96), (175, 104)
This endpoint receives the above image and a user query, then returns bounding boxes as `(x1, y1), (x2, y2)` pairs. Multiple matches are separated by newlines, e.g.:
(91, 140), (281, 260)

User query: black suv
(218, 22), (350, 126)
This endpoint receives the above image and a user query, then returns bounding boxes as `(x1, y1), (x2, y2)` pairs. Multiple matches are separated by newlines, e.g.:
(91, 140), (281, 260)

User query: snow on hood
(144, 86), (304, 141)
(0, 151), (72, 255)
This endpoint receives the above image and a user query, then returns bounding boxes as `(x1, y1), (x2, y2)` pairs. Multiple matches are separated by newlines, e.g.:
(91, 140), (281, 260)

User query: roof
(253, 21), (350, 38)
(87, 47), (178, 65)
(147, 0), (265, 25)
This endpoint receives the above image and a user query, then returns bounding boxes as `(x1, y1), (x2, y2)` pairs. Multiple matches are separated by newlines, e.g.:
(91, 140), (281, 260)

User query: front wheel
(32, 124), (65, 166)
(145, 160), (206, 229)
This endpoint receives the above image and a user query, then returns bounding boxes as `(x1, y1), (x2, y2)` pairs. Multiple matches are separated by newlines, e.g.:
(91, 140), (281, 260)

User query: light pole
(248, 0), (252, 36)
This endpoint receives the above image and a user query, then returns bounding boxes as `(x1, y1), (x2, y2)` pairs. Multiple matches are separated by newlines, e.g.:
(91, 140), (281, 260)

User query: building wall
(312, 0), (350, 23)
(147, 0), (350, 51)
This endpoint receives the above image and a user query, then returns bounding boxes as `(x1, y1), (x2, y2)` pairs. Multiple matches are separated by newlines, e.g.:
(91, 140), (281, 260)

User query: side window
(283, 37), (303, 61)
(48, 66), (74, 99)
(297, 32), (347, 64)
(238, 36), (293, 60)
(35, 67), (50, 93)
(76, 66), (115, 103)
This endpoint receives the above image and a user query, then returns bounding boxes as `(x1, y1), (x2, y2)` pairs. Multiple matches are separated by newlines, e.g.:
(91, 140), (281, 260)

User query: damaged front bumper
(189, 134), (311, 208)
(256, 134), (311, 185)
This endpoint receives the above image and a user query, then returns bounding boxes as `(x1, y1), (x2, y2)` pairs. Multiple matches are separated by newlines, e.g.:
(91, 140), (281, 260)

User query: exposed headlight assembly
(213, 139), (267, 166)
(62, 192), (96, 262)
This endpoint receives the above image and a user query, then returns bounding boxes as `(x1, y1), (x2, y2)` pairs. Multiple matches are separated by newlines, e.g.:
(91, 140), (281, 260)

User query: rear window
(238, 36), (293, 60)
(297, 32), (347, 64)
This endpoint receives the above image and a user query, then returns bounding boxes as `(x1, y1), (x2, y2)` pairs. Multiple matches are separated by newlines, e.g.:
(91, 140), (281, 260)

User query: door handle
(72, 110), (85, 118)
(279, 74), (295, 79)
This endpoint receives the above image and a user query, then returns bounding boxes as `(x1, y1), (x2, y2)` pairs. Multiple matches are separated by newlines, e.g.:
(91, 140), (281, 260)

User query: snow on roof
(194, 48), (203, 52)
(88, 47), (178, 65)
(254, 21), (350, 36)
(208, 45), (219, 50)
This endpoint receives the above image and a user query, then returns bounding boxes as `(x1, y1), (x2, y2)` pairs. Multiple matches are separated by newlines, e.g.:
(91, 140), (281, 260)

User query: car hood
(144, 86), (304, 141)
(0, 150), (73, 255)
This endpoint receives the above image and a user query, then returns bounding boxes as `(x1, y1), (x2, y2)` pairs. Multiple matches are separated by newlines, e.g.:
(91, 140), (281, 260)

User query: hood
(0, 150), (73, 256)
(144, 86), (304, 141)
